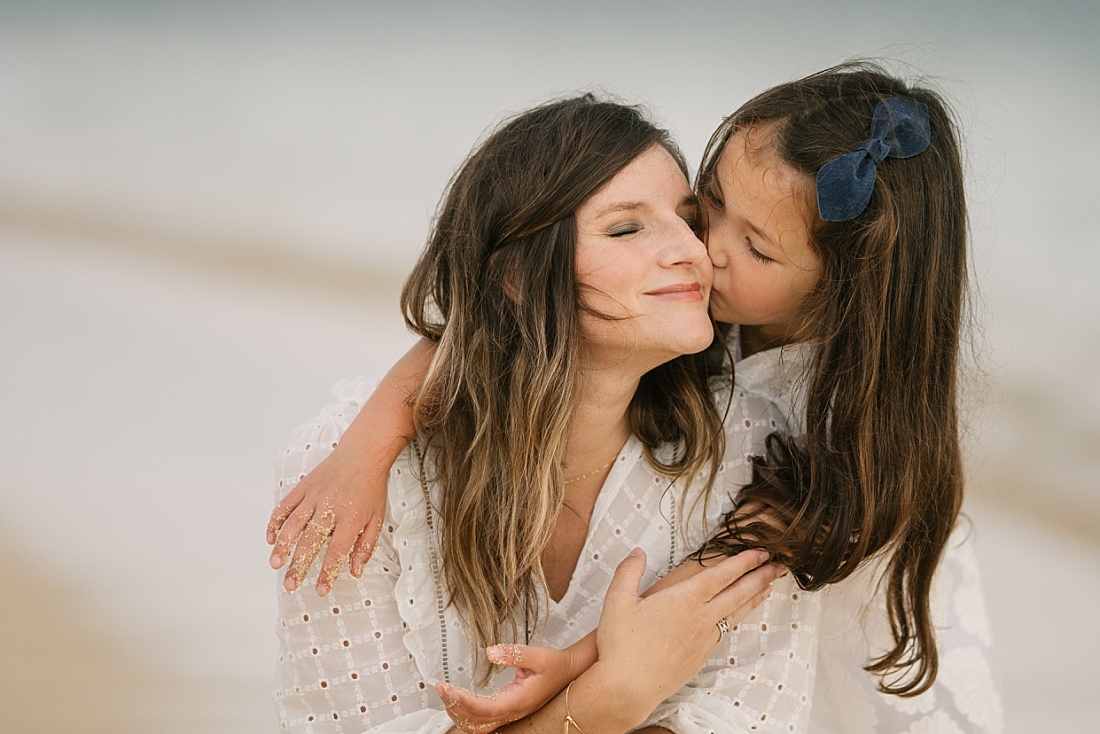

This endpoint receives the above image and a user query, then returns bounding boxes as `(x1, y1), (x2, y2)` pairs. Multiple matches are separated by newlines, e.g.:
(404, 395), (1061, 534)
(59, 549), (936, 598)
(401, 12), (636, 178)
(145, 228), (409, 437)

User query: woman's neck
(540, 368), (635, 602)
(565, 369), (637, 478)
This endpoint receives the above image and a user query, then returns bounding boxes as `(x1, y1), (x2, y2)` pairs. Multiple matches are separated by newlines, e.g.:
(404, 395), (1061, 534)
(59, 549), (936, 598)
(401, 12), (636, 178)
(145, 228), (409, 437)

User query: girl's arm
(267, 338), (435, 595)
(481, 548), (777, 734)
(273, 388), (460, 732)
(439, 552), (784, 733)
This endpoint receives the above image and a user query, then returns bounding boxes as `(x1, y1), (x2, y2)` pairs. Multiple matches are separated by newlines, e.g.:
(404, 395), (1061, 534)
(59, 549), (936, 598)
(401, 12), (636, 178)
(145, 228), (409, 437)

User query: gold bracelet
(563, 681), (589, 734)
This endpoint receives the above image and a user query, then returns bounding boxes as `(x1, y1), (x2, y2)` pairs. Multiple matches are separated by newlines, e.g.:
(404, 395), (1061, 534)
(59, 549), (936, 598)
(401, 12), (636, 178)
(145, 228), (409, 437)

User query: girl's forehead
(719, 128), (808, 202)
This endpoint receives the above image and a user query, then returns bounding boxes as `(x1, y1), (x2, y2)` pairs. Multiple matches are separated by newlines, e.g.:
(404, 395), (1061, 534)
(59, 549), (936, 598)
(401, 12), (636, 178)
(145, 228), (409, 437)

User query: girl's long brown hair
(401, 95), (724, 682)
(695, 62), (970, 696)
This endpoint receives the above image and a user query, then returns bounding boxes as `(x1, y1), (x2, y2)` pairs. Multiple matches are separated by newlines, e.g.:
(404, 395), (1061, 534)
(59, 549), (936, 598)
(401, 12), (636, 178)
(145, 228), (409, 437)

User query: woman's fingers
(440, 681), (513, 719)
(687, 548), (772, 601)
(436, 682), (514, 733)
(705, 561), (786, 624)
(721, 583), (775, 630)
(603, 547), (648, 610)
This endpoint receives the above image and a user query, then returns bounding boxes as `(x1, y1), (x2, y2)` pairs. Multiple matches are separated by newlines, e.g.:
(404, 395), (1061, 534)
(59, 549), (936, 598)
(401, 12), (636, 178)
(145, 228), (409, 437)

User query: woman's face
(701, 127), (821, 336)
(574, 144), (714, 370)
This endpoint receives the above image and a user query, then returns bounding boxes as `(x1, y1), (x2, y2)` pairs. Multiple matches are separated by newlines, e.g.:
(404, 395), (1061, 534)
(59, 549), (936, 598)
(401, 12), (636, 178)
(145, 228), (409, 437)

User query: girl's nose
(704, 220), (729, 269)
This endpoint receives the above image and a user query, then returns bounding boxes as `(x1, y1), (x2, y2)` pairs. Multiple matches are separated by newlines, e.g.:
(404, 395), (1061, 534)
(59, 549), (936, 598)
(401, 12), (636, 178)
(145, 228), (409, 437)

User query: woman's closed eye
(608, 224), (642, 238)
(701, 182), (724, 210)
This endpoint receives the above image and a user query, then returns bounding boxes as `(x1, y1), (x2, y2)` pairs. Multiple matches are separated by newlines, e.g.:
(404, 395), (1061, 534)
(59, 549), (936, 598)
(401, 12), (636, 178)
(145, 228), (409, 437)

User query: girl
(273, 95), (793, 733)
(271, 64), (999, 732)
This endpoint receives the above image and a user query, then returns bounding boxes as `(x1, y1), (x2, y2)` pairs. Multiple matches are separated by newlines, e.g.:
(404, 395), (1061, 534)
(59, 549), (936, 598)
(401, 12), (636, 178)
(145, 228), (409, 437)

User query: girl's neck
(739, 323), (796, 359)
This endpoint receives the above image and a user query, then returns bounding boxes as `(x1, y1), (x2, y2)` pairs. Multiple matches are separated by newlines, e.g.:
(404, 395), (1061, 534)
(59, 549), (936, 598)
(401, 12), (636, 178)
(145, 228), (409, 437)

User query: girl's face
(702, 127), (821, 339)
(574, 144), (714, 370)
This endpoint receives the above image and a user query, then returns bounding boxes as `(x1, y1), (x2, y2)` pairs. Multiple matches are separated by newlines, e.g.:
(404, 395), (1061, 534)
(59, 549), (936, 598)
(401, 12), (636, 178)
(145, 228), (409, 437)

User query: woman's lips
(646, 282), (704, 301)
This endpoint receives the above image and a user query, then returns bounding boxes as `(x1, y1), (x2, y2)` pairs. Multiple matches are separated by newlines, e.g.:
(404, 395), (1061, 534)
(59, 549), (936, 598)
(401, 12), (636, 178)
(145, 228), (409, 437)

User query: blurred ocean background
(1, 1), (1097, 732)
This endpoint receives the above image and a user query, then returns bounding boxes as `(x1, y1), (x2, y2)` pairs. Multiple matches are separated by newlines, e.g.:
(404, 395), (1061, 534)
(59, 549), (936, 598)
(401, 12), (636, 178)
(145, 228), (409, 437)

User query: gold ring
(716, 617), (730, 642)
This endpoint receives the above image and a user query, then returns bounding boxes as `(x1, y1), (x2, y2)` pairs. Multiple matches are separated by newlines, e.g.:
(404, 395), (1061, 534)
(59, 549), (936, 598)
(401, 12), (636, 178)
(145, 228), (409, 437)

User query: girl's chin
(708, 304), (735, 324)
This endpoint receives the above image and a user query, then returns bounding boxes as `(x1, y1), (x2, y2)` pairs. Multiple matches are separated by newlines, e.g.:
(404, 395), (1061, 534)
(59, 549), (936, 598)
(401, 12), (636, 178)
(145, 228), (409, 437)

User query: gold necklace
(563, 456), (617, 485)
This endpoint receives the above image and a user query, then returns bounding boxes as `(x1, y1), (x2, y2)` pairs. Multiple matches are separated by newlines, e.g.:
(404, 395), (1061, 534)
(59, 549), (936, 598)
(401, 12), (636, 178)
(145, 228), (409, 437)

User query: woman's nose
(664, 218), (708, 267)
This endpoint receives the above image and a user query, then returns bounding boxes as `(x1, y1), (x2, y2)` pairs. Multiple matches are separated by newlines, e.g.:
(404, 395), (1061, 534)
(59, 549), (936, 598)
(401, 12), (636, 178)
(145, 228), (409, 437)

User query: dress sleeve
(923, 523), (1003, 732)
(272, 380), (455, 734)
(641, 576), (821, 734)
(810, 522), (1004, 733)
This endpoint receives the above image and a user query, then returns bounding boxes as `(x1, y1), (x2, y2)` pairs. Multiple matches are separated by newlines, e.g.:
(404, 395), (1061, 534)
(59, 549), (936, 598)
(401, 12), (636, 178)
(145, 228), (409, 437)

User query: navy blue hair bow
(815, 97), (931, 222)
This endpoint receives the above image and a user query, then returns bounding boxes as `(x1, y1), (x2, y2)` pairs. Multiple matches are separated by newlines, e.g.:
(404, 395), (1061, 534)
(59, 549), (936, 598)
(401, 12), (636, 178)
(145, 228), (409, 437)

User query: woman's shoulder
(272, 377), (381, 499)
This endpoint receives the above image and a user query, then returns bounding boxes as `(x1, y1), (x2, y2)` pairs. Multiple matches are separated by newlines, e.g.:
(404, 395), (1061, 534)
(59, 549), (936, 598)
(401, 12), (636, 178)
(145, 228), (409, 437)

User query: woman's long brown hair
(401, 95), (725, 682)
(694, 62), (970, 696)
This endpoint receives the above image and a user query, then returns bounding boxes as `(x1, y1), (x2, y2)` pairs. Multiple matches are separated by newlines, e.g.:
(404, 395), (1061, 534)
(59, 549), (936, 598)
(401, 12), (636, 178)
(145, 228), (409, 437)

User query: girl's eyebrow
(746, 219), (779, 248)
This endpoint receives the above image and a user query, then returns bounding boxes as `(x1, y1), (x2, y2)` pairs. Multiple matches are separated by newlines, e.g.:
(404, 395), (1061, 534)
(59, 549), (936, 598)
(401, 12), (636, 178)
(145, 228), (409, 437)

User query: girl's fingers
(316, 516), (365, 595)
(269, 503), (314, 569)
(348, 516), (384, 578)
(282, 508), (335, 591)
(267, 484), (306, 544)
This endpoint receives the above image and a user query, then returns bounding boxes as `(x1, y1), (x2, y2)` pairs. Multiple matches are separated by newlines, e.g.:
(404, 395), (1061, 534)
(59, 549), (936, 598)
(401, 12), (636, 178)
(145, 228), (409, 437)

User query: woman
(274, 96), (795, 733)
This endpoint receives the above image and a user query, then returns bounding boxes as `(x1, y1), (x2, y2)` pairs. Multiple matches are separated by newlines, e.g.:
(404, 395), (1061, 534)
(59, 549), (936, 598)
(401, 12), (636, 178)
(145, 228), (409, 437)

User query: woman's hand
(267, 449), (389, 595)
(436, 643), (580, 733)
(587, 547), (782, 713)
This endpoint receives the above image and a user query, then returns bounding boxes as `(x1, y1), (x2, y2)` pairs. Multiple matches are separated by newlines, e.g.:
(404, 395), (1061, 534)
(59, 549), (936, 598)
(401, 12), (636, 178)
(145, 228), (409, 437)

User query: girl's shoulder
(729, 341), (812, 436)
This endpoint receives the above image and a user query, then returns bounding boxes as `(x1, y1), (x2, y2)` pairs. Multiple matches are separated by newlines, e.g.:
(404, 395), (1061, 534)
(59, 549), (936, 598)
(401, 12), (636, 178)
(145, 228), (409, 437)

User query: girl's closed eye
(746, 237), (772, 263)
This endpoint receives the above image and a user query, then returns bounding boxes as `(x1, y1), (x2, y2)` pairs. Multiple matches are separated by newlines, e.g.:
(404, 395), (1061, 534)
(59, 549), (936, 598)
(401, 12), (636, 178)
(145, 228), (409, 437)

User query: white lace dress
(272, 355), (1002, 733)
(733, 342), (1003, 734)
(273, 377), (818, 734)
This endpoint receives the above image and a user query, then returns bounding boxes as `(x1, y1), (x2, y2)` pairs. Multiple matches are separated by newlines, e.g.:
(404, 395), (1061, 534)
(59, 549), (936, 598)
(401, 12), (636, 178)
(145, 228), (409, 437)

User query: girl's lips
(646, 283), (704, 301)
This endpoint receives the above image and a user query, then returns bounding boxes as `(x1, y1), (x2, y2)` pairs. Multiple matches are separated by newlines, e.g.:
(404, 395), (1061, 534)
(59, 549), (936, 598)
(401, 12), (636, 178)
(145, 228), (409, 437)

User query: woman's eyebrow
(591, 201), (645, 219)
(593, 194), (695, 219)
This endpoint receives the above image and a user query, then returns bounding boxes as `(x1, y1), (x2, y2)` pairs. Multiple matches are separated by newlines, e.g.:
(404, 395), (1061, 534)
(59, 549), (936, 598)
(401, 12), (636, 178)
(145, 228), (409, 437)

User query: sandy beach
(0, 535), (270, 734)
(1, 229), (1098, 732)
(0, 232), (415, 733)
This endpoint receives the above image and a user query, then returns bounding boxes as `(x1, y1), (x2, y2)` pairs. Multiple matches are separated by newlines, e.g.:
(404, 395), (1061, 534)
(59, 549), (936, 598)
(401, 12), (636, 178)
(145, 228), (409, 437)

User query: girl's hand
(436, 644), (577, 734)
(267, 339), (431, 595)
(267, 450), (388, 595)
(589, 547), (782, 711)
